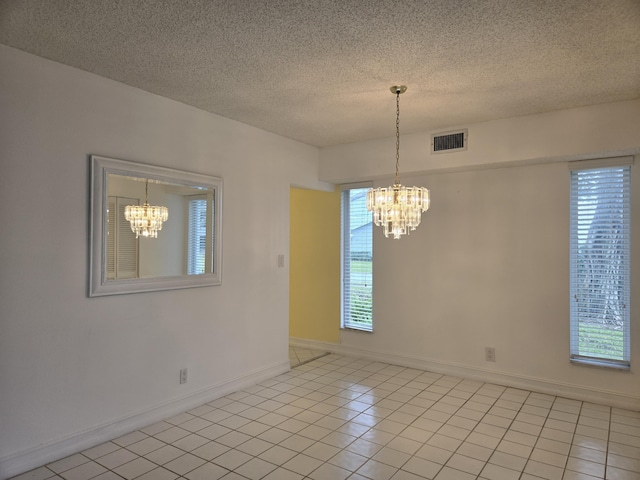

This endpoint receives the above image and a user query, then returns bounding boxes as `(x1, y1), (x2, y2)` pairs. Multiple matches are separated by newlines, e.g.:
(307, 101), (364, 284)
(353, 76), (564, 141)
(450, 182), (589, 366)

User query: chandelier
(367, 86), (430, 239)
(124, 179), (168, 238)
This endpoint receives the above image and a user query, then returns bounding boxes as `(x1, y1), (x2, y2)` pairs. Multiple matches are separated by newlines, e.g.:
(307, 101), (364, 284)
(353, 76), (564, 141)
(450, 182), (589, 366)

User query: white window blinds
(187, 194), (214, 275)
(341, 186), (373, 331)
(570, 162), (631, 368)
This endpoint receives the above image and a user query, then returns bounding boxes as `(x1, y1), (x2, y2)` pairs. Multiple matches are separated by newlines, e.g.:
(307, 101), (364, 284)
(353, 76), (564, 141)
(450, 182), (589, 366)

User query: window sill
(570, 357), (630, 371)
(341, 327), (373, 334)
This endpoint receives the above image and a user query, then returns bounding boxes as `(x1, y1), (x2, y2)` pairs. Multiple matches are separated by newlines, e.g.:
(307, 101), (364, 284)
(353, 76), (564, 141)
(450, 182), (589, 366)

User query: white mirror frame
(90, 155), (223, 296)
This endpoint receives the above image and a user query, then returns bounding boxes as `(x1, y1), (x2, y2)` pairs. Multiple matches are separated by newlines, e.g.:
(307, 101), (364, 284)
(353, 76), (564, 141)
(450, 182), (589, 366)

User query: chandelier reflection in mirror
(367, 86), (430, 239)
(124, 179), (169, 238)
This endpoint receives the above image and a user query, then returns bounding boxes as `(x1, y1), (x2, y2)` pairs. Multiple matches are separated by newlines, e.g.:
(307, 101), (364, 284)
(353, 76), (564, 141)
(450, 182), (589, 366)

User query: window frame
(569, 157), (632, 370)
(341, 182), (374, 332)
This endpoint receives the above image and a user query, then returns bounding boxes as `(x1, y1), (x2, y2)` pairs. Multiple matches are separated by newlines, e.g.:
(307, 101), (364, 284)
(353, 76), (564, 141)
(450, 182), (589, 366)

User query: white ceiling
(1, 0), (639, 147)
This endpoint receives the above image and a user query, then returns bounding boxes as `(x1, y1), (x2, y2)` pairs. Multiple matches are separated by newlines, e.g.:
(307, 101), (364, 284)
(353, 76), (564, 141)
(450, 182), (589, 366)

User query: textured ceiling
(1, 0), (639, 147)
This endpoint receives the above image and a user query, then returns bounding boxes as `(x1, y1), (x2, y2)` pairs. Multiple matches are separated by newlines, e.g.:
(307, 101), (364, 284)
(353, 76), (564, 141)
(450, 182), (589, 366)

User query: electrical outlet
(179, 368), (188, 384)
(485, 347), (496, 362)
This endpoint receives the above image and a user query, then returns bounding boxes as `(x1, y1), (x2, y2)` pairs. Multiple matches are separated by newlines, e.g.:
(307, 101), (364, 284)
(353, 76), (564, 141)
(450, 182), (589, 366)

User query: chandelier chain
(395, 89), (400, 185)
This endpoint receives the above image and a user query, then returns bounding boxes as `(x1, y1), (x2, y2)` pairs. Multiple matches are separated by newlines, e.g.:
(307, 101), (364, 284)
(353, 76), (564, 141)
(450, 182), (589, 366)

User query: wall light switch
(277, 254), (285, 268)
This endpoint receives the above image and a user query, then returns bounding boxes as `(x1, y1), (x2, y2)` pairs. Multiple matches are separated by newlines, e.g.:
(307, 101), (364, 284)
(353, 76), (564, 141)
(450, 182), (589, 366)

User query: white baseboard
(0, 360), (290, 480)
(289, 337), (640, 411)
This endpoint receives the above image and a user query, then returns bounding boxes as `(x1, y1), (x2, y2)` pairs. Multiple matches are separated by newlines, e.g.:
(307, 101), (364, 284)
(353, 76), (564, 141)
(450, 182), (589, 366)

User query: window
(341, 185), (373, 331)
(570, 160), (631, 368)
(187, 194), (214, 275)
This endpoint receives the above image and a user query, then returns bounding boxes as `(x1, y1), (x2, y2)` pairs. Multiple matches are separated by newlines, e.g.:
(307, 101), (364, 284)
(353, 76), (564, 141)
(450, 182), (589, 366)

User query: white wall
(320, 101), (640, 411)
(320, 99), (640, 183)
(139, 192), (184, 277)
(0, 45), (324, 477)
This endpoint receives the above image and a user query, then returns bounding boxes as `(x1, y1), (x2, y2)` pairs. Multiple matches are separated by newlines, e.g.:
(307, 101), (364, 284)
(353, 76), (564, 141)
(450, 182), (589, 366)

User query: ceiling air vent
(431, 129), (467, 154)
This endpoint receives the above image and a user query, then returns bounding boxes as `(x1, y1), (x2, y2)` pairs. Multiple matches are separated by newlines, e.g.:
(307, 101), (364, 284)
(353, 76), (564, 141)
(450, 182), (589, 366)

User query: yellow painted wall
(289, 187), (341, 343)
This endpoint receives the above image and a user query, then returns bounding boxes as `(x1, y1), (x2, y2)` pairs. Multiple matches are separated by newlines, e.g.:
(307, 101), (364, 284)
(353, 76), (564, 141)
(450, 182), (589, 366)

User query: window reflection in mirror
(186, 194), (214, 275)
(90, 155), (222, 296)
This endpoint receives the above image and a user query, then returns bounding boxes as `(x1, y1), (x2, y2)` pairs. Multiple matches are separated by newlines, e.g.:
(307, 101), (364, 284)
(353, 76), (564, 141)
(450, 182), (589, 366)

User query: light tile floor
(11, 354), (640, 480)
(289, 346), (329, 368)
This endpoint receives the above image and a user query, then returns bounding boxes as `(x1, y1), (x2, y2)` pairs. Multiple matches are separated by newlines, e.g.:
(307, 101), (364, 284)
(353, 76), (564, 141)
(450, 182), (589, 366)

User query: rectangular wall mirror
(90, 155), (223, 296)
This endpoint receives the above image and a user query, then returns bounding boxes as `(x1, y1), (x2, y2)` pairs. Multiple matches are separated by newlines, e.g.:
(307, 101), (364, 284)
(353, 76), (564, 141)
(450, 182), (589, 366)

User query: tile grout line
(20, 354), (639, 480)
